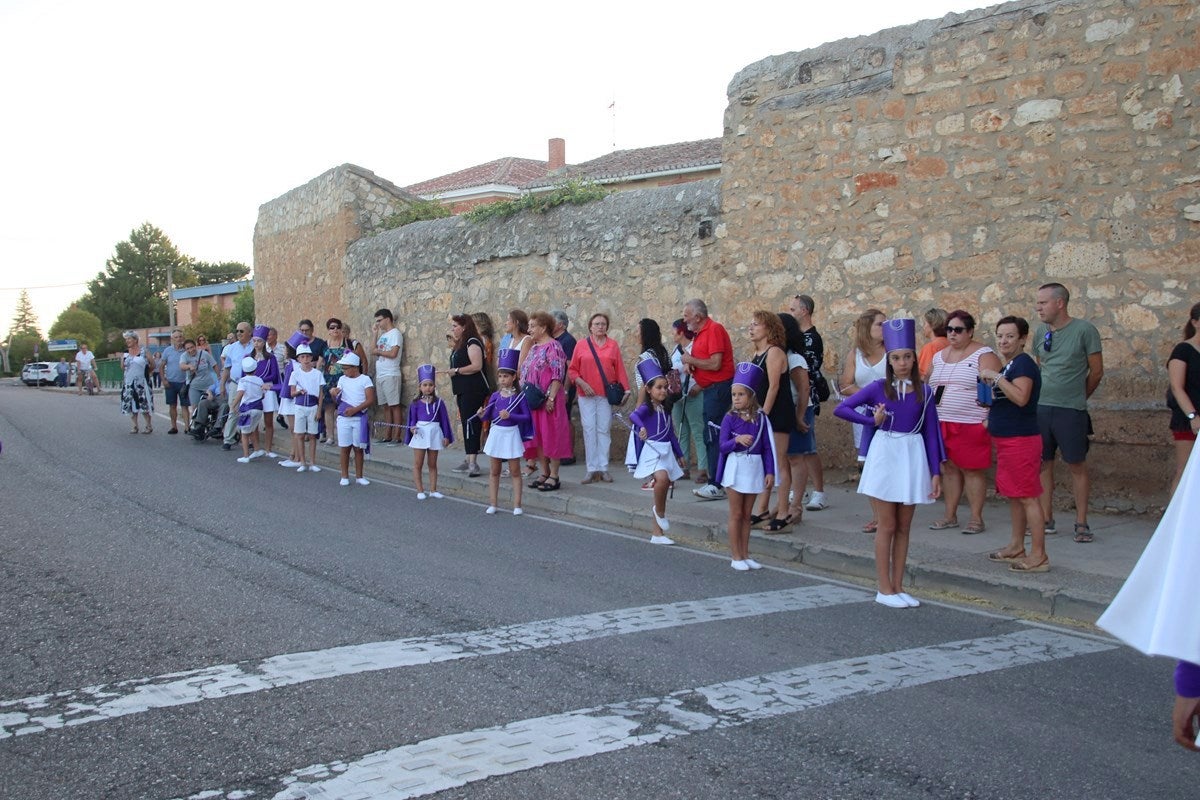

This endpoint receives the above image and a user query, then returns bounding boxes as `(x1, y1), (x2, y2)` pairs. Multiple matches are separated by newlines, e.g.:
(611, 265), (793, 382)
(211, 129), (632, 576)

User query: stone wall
(720, 0), (1198, 504)
(253, 164), (418, 334)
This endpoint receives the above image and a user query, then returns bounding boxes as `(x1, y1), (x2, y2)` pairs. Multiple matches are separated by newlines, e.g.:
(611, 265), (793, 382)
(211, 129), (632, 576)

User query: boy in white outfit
(232, 355), (265, 464)
(288, 344), (324, 472)
(330, 352), (375, 486)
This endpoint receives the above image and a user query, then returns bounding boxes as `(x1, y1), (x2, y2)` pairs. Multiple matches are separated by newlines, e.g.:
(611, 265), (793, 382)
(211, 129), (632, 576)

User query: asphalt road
(0, 382), (1193, 799)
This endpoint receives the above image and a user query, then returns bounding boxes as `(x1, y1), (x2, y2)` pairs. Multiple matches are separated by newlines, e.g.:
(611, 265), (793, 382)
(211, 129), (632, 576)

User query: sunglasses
(328, 325), (340, 331)
(946, 325), (968, 334)
(1043, 330), (1053, 352)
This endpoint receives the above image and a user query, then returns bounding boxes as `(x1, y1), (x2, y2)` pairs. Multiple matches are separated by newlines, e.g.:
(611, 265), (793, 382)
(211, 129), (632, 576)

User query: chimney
(548, 138), (566, 170)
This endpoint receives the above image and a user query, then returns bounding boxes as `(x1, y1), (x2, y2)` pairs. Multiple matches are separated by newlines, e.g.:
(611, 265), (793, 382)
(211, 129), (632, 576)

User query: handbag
(976, 376), (994, 407)
(522, 381), (547, 409)
(812, 371), (831, 402)
(587, 338), (625, 406)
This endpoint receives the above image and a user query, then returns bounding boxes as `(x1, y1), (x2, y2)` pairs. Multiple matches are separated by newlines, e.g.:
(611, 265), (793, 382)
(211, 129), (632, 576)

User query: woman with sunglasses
(927, 310), (1002, 534)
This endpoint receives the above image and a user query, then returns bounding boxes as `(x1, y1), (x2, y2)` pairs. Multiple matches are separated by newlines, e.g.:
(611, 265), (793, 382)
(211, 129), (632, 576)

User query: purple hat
(417, 364), (436, 383)
(496, 349), (520, 373)
(732, 361), (765, 395)
(252, 324), (270, 341)
(286, 329), (310, 349)
(636, 358), (665, 386)
(882, 318), (917, 353)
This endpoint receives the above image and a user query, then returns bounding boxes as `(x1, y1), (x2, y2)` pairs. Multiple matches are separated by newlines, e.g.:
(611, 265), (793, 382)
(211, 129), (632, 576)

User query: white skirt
(262, 389), (280, 413)
(408, 420), (445, 451)
(278, 396), (296, 415)
(624, 434), (637, 468)
(633, 439), (684, 481)
(720, 452), (766, 495)
(857, 431), (934, 505)
(483, 424), (525, 460)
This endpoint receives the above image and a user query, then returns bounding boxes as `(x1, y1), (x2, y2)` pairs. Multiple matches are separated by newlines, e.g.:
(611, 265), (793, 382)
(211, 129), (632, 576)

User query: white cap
(295, 344), (312, 356)
(241, 356), (257, 372)
(338, 352), (361, 367)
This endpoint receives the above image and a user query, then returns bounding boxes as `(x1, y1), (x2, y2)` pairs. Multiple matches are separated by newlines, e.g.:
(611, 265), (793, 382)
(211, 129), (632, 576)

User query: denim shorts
(787, 406), (817, 455)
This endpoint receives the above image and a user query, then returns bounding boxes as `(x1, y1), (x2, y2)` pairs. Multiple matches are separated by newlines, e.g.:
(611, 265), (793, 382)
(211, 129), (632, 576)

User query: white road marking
(0, 585), (867, 739)
(172, 627), (1115, 800)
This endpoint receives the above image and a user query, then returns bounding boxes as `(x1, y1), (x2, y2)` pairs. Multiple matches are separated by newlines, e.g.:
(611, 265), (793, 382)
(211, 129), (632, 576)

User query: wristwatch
(1188, 411), (1198, 420)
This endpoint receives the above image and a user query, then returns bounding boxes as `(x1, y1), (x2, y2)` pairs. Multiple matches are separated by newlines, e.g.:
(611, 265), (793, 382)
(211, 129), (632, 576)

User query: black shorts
(1038, 405), (1091, 464)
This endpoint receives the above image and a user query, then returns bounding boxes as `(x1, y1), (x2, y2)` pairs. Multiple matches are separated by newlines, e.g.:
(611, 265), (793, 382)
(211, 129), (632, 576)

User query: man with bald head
(680, 299), (734, 500)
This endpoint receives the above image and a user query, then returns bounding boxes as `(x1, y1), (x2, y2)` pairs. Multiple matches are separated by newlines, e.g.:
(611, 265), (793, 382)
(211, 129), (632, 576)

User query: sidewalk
(328, 441), (1157, 627)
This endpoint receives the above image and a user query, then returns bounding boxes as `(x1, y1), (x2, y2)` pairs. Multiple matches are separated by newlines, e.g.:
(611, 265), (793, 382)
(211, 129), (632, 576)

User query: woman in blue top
(980, 316), (1048, 573)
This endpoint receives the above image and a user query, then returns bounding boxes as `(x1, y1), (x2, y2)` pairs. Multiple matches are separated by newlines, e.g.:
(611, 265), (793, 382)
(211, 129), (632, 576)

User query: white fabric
(262, 389), (279, 413)
(578, 394), (613, 472)
(336, 415), (368, 448)
(278, 396), (296, 415)
(857, 431), (935, 505)
(75, 350), (96, 371)
(1097, 444), (1200, 664)
(289, 366), (323, 400)
(235, 375), (264, 406)
(375, 328), (403, 377)
(483, 424), (525, 460)
(720, 452), (766, 494)
(633, 439), (684, 481)
(293, 406), (319, 435)
(336, 373), (373, 407)
(787, 351), (810, 407)
(408, 420), (446, 451)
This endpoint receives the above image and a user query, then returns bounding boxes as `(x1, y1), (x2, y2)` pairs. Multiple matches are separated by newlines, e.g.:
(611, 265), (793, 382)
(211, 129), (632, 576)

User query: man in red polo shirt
(680, 298), (735, 499)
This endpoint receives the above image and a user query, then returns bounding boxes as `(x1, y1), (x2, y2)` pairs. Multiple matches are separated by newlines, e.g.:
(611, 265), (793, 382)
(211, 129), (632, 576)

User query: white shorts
(237, 409), (263, 435)
(376, 374), (402, 406)
(278, 396), (296, 415)
(293, 405), (319, 435)
(337, 414), (369, 449)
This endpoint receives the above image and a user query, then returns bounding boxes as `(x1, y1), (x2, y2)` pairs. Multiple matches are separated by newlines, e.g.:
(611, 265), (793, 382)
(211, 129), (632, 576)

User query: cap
(295, 344), (313, 356)
(882, 318), (917, 353)
(241, 356), (257, 373)
(636, 358), (665, 386)
(338, 352), (361, 368)
(417, 364), (436, 383)
(496, 349), (519, 373)
(732, 361), (765, 395)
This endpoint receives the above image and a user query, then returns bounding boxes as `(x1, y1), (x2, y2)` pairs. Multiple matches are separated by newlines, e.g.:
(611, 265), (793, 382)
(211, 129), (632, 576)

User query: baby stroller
(189, 392), (229, 442)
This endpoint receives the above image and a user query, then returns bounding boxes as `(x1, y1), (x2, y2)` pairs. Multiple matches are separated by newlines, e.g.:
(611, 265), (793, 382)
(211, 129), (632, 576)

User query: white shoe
(898, 592), (921, 608)
(355, 477), (370, 486)
(307, 465), (321, 472)
(805, 491), (828, 511)
(416, 492), (428, 500)
(430, 491), (445, 499)
(267, 452), (279, 459)
(513, 507), (523, 516)
(652, 506), (670, 532)
(339, 478), (350, 486)
(486, 505), (497, 515)
(650, 535), (675, 545)
(236, 456), (251, 464)
(248, 449), (265, 460)
(731, 559), (750, 571)
(744, 558), (763, 570)
(875, 592), (908, 608)
(693, 484), (726, 501)
(296, 465), (307, 473)
(279, 459), (301, 468)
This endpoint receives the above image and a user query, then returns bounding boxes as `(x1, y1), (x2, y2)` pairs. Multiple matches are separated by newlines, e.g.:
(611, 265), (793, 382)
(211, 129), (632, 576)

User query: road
(0, 382), (1192, 799)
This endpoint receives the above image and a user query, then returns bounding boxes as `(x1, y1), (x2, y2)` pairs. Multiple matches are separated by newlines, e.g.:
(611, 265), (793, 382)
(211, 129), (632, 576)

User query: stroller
(189, 392), (230, 442)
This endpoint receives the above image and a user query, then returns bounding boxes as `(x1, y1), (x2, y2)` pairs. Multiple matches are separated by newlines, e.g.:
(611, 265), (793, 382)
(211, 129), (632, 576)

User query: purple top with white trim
(714, 412), (775, 485)
(629, 402), (683, 462)
(834, 380), (946, 477)
(405, 397), (454, 444)
(480, 390), (534, 441)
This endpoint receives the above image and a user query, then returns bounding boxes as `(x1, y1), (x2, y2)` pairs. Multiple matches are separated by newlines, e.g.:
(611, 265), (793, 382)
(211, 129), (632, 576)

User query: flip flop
(988, 550), (1026, 563)
(928, 519), (959, 530)
(862, 520), (878, 533)
(962, 521), (986, 534)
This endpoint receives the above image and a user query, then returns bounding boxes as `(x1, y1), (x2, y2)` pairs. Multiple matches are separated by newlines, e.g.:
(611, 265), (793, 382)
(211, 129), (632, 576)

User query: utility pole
(167, 261), (175, 327)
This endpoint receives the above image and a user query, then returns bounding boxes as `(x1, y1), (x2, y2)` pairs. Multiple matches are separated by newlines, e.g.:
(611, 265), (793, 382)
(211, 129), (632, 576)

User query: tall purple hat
(496, 348), (520, 373)
(251, 324), (270, 341)
(732, 361), (766, 395)
(882, 318), (917, 353)
(636, 358), (665, 387)
(417, 364), (436, 383)
(286, 329), (310, 350)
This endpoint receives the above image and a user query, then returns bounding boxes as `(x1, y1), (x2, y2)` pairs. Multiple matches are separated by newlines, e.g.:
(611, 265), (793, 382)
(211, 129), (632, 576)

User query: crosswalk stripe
(170, 627), (1114, 800)
(0, 585), (868, 739)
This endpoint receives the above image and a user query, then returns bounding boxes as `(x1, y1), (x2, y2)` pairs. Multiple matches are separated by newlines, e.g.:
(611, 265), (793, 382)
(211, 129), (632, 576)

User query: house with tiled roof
(406, 137), (721, 214)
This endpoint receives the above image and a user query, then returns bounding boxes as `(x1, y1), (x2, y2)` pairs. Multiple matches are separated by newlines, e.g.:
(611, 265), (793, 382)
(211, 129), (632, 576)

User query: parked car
(21, 362), (55, 386)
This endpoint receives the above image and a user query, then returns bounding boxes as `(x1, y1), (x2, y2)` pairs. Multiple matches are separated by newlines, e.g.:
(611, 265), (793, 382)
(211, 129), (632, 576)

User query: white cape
(1096, 442), (1200, 664)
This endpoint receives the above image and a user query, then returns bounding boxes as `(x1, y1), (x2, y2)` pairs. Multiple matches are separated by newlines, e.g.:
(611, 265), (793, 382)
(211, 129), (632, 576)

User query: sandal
(529, 473), (550, 489)
(765, 517), (792, 533)
(928, 518), (959, 530)
(1073, 523), (1093, 543)
(749, 512), (770, 526)
(1010, 558), (1050, 572)
(961, 521), (986, 535)
(988, 550), (1026, 563)
(537, 476), (561, 492)
(862, 520), (878, 533)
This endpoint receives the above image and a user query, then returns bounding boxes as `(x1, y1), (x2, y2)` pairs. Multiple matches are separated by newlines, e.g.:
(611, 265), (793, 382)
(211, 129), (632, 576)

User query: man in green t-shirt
(1034, 283), (1104, 543)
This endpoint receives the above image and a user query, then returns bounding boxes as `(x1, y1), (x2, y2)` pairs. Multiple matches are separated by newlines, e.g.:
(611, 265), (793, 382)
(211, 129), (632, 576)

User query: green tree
(231, 286), (254, 327)
(4, 333), (47, 372)
(8, 289), (41, 339)
(192, 261), (251, 285)
(48, 305), (103, 349)
(79, 223), (197, 330)
(184, 304), (231, 345)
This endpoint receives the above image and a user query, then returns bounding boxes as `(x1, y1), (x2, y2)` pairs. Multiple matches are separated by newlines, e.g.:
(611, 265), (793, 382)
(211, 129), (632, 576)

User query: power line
(0, 282), (88, 291)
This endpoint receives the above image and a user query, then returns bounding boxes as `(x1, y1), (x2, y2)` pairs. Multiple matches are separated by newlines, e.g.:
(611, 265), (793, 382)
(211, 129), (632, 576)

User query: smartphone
(934, 385), (946, 405)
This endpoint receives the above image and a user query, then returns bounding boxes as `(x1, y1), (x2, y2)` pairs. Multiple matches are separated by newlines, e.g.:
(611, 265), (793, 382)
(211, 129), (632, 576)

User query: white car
(21, 362), (55, 386)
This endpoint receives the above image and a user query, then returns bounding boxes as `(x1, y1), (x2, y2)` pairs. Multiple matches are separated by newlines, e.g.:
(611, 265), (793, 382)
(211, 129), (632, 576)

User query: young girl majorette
(835, 318), (945, 609)
(250, 325), (282, 459)
(716, 362), (776, 571)
(479, 349), (533, 515)
(629, 359), (686, 545)
(406, 364), (454, 499)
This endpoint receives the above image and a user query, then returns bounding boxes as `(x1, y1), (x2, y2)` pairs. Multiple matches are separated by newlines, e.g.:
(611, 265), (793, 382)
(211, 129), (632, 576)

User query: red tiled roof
(405, 157), (552, 195)
(522, 138), (721, 189)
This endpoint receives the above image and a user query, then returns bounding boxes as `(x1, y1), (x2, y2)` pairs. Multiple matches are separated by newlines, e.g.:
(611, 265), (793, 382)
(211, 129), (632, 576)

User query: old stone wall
(253, 164), (418, 334)
(720, 0), (1198, 505)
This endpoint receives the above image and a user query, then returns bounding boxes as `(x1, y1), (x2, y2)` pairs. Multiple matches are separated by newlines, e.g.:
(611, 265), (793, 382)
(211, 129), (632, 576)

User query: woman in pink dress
(521, 311), (571, 491)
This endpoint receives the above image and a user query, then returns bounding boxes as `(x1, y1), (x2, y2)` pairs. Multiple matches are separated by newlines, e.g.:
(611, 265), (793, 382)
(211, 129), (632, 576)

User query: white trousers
(578, 394), (613, 472)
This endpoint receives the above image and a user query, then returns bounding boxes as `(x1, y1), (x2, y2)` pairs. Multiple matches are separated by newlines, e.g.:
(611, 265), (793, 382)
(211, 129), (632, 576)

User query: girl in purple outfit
(480, 350), (533, 516)
(406, 365), (455, 499)
(716, 362), (776, 571)
(630, 360), (686, 545)
(835, 319), (945, 609)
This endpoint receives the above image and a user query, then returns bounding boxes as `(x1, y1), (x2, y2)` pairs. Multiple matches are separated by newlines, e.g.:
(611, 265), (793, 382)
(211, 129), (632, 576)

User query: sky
(0, 0), (987, 336)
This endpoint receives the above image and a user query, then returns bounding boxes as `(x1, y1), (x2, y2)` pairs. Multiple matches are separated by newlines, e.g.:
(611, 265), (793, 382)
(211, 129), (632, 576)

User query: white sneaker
(805, 491), (828, 511)
(296, 465), (307, 473)
(307, 465), (321, 472)
(897, 592), (921, 608)
(652, 506), (670, 532)
(236, 456), (251, 464)
(486, 505), (497, 515)
(693, 484), (726, 501)
(416, 492), (428, 500)
(512, 507), (523, 516)
(650, 535), (675, 545)
(279, 459), (301, 468)
(267, 452), (280, 459)
(745, 558), (763, 570)
(430, 491), (445, 499)
(339, 478), (350, 486)
(731, 559), (750, 571)
(875, 592), (908, 608)
(249, 449), (265, 460)
(355, 477), (370, 486)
